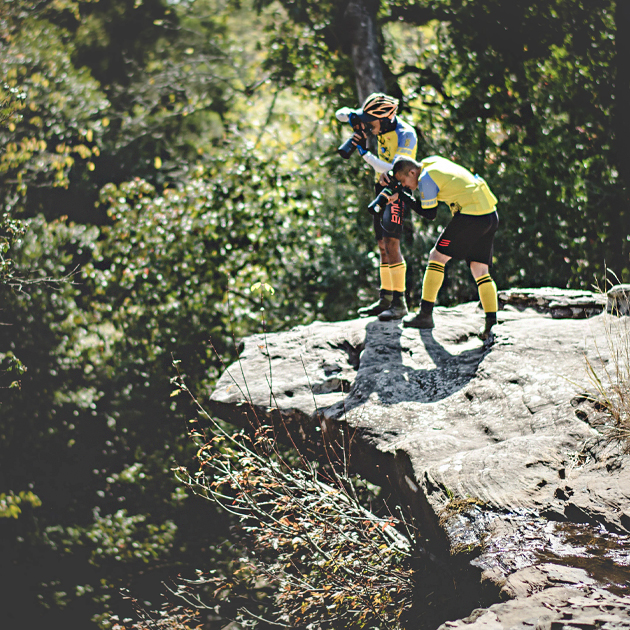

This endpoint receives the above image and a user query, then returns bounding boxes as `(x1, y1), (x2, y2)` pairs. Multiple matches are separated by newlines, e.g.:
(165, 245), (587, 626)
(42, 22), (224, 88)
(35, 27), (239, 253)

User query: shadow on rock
(322, 319), (490, 420)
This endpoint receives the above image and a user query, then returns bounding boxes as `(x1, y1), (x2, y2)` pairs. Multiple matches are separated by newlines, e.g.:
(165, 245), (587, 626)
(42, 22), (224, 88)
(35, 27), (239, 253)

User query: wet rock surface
(208, 288), (630, 629)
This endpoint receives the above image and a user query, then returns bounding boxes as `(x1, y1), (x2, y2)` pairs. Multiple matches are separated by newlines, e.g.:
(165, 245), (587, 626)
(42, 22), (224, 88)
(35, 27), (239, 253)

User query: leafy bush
(172, 370), (415, 630)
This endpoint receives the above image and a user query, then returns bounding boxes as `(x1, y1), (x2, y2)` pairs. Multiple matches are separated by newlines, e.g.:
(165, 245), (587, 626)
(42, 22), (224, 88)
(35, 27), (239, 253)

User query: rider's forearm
(361, 151), (392, 173)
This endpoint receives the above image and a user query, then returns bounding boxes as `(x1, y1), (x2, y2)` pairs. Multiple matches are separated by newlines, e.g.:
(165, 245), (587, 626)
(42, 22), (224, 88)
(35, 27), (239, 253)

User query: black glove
(351, 128), (367, 152)
(399, 189), (437, 220)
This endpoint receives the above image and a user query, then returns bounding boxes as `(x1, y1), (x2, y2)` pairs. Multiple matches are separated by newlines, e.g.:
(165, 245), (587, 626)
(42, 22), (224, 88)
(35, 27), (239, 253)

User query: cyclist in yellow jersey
(335, 93), (419, 321)
(385, 156), (500, 341)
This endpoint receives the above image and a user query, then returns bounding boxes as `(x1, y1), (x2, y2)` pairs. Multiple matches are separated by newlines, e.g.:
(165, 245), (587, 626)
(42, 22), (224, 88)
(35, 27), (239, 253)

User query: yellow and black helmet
(358, 93), (399, 122)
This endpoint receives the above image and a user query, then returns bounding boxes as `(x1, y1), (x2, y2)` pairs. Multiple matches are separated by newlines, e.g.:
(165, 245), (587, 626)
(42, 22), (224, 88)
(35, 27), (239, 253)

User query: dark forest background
(1, 0), (628, 628)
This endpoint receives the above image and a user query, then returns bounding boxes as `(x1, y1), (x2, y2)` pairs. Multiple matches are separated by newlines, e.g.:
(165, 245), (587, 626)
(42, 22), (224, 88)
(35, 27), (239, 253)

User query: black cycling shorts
(380, 197), (405, 239)
(372, 183), (405, 240)
(435, 210), (499, 266)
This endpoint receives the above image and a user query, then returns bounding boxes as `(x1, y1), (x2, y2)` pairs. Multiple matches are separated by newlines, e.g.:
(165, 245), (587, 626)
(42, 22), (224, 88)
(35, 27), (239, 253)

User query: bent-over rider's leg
(403, 248), (450, 329)
(470, 261), (498, 340)
(466, 210), (499, 339)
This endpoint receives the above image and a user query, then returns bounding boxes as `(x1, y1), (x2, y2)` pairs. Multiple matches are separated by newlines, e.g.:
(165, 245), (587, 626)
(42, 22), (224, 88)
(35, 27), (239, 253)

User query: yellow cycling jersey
(418, 156), (498, 216)
(375, 117), (417, 180)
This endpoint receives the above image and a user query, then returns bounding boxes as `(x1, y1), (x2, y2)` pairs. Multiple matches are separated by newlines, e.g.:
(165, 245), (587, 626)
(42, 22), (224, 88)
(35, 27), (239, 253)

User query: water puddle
(470, 512), (630, 595)
(535, 521), (630, 595)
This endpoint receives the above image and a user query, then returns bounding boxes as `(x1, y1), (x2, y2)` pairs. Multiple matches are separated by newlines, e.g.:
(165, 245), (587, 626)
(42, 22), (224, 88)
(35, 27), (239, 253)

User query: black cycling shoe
(358, 292), (392, 317)
(403, 311), (434, 329)
(378, 301), (408, 321)
(478, 324), (495, 343)
(478, 314), (497, 342)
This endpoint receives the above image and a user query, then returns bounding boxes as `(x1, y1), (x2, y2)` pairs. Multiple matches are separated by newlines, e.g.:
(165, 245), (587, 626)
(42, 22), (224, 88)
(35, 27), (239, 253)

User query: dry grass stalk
(584, 288), (630, 452)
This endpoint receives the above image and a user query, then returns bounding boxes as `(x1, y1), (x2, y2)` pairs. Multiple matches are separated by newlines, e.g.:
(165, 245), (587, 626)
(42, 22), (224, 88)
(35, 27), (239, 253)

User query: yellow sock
(421, 261), (445, 303)
(380, 264), (393, 292)
(389, 261), (406, 293)
(476, 273), (498, 313)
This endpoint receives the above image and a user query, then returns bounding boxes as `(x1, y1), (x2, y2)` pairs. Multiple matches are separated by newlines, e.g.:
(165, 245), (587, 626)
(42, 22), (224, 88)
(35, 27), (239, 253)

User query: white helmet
(358, 93), (399, 122)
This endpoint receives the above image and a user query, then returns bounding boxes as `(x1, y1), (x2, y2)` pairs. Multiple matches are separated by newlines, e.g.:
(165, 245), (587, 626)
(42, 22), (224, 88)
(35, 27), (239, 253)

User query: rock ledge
(208, 288), (630, 628)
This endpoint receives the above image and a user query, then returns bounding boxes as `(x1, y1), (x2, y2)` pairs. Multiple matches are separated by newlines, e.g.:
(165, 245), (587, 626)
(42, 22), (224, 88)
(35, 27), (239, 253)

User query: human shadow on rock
(322, 319), (490, 420)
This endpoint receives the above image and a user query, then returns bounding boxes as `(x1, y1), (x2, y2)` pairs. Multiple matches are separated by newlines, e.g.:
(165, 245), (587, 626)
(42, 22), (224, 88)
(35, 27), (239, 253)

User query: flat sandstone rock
(208, 288), (630, 628)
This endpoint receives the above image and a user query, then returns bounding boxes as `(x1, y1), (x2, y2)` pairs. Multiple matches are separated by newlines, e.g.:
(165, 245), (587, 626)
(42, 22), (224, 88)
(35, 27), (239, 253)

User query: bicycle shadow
(322, 318), (490, 420)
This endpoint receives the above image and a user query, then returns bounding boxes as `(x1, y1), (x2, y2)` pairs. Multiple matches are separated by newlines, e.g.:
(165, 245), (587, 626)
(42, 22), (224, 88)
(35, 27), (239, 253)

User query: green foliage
(385, 0), (628, 298)
(45, 508), (178, 564)
(73, 0), (228, 186)
(0, 350), (26, 389)
(0, 2), (378, 625)
(0, 139), (374, 627)
(72, 0), (179, 88)
(252, 0), (356, 105)
(0, 490), (41, 519)
(1, 1), (629, 628)
(253, 0), (627, 302)
(0, 14), (108, 204)
(0, 211), (27, 287)
(0, 214), (199, 628)
(0, 83), (25, 126)
(84, 145), (373, 378)
(450, 0), (625, 290)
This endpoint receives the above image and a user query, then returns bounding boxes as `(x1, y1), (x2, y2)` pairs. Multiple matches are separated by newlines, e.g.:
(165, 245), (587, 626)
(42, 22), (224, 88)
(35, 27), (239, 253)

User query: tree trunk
(342, 0), (386, 101)
(613, 0), (630, 272)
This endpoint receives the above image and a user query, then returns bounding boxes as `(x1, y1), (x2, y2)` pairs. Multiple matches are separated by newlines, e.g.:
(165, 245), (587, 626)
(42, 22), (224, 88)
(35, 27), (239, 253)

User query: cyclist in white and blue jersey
(336, 93), (422, 321)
